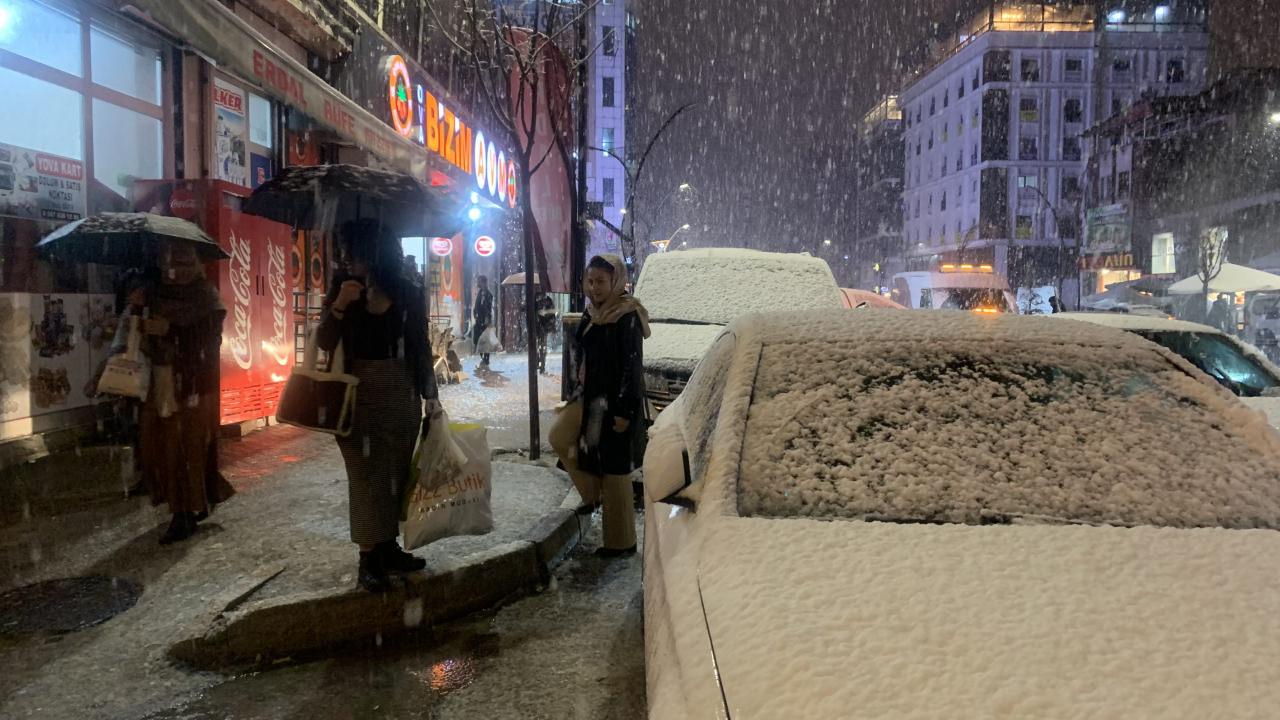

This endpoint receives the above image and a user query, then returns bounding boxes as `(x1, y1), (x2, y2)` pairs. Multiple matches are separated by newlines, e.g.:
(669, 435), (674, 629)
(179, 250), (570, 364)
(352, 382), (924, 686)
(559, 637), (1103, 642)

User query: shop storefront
(1081, 204), (1138, 293)
(0, 0), (173, 441)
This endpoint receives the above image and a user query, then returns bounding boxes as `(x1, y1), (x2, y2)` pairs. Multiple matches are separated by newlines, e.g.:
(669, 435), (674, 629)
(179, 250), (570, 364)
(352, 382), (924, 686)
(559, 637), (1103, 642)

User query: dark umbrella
(36, 212), (230, 265)
(243, 164), (463, 238)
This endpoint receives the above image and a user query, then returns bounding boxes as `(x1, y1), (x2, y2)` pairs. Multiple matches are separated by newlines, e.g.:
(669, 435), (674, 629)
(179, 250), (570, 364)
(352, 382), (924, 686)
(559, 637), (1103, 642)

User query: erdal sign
(430, 237), (454, 257)
(383, 54), (517, 207)
(474, 236), (496, 257)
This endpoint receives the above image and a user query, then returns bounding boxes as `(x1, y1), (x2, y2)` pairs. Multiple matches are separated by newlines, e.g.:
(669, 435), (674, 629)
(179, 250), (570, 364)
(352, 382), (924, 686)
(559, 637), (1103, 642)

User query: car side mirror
(643, 420), (694, 509)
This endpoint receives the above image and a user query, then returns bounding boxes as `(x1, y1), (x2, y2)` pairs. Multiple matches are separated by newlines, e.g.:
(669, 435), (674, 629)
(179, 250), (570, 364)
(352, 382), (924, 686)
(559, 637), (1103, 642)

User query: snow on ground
(731, 310), (1280, 529)
(643, 322), (726, 374)
(439, 352), (563, 450)
(696, 515), (1280, 719)
(634, 248), (843, 325)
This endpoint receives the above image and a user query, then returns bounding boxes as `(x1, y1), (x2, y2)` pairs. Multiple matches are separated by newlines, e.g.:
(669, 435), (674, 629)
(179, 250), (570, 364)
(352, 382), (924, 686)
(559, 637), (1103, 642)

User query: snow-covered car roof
(634, 248), (843, 325)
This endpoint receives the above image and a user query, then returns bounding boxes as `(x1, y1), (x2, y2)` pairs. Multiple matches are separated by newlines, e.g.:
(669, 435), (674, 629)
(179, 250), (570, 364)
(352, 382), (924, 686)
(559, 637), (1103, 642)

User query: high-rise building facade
(899, 1), (1208, 294)
(587, 0), (627, 259)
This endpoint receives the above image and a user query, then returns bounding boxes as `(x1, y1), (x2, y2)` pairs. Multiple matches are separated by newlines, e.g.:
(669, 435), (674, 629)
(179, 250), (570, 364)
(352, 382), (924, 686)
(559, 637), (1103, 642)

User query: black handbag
(276, 332), (359, 436)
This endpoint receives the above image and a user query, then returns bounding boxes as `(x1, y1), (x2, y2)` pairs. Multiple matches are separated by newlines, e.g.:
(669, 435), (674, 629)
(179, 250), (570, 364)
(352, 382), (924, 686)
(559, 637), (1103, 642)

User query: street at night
(4, 0), (1280, 718)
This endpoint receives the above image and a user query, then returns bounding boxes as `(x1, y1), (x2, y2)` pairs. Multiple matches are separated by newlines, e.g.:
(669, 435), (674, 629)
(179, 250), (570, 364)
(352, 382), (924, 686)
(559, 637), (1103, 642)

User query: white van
(891, 265), (1018, 313)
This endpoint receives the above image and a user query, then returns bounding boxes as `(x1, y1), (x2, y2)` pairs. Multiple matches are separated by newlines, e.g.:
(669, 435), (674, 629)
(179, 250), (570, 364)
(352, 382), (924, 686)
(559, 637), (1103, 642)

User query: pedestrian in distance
(535, 290), (557, 374)
(472, 275), (494, 370)
(551, 254), (650, 557)
(317, 220), (440, 592)
(126, 241), (235, 544)
(1209, 294), (1234, 335)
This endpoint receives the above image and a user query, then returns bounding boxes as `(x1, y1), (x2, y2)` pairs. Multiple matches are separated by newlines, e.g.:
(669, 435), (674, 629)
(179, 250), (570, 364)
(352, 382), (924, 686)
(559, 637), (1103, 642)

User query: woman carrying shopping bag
(128, 243), (234, 544)
(317, 220), (440, 592)
(552, 254), (650, 557)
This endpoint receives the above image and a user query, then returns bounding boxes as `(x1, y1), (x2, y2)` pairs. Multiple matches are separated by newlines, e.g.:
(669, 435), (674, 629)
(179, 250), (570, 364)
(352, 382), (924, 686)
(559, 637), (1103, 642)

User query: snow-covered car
(633, 248), (843, 409)
(642, 310), (1280, 718)
(1056, 312), (1280, 427)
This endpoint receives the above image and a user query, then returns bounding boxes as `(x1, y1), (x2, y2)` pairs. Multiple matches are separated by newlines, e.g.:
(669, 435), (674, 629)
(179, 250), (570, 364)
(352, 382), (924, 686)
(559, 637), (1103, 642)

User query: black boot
(377, 541), (426, 574)
(358, 551), (391, 592)
(159, 512), (195, 545)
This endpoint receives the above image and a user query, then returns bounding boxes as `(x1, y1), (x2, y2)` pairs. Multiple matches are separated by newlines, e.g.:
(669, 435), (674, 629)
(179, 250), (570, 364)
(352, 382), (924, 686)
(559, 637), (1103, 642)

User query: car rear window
(738, 339), (1280, 529)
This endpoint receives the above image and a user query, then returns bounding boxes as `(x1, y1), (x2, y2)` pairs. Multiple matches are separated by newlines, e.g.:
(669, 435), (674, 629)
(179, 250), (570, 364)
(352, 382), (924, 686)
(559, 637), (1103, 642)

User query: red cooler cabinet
(134, 180), (295, 425)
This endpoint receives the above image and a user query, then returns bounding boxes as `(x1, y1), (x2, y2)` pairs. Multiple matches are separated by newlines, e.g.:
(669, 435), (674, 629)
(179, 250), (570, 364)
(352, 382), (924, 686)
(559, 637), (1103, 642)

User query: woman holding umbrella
(317, 220), (439, 592)
(128, 240), (234, 544)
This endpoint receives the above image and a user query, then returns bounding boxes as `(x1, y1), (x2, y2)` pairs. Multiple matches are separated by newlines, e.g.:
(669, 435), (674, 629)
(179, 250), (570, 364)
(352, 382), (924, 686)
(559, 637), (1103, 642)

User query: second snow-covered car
(642, 310), (1280, 719)
(633, 248), (843, 409)
(1056, 312), (1280, 427)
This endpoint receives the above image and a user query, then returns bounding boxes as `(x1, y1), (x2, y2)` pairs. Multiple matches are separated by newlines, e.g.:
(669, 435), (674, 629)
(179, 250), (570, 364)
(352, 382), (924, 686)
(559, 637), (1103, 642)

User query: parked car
(633, 248), (843, 409)
(891, 265), (1017, 312)
(1056, 312), (1280, 427)
(642, 310), (1280, 718)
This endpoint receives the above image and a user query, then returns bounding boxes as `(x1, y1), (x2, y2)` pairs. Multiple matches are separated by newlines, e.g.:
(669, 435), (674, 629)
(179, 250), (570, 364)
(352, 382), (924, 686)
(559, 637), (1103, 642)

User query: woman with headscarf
(317, 220), (439, 592)
(553, 254), (650, 557)
(130, 240), (234, 544)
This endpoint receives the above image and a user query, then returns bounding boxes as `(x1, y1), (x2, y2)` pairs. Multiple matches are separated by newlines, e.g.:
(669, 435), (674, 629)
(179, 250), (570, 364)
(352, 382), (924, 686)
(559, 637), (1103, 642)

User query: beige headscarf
(585, 254), (650, 338)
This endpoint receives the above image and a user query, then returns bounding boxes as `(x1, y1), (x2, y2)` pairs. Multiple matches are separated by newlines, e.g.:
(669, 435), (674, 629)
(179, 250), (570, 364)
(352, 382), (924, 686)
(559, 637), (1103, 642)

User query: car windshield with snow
(642, 310), (1280, 718)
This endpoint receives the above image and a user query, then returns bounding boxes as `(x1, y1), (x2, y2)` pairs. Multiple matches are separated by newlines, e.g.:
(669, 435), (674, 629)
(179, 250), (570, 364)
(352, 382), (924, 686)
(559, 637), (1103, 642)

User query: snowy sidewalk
(0, 417), (583, 719)
(441, 351), (565, 453)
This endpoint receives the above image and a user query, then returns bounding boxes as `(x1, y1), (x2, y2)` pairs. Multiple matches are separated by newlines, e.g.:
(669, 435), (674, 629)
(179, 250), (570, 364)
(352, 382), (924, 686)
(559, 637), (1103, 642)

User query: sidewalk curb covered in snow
(167, 492), (588, 670)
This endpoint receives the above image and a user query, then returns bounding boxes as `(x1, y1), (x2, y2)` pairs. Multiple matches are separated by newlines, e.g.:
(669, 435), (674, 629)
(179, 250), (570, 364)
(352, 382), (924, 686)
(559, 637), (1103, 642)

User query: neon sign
(384, 55), (517, 206)
(474, 236), (496, 257)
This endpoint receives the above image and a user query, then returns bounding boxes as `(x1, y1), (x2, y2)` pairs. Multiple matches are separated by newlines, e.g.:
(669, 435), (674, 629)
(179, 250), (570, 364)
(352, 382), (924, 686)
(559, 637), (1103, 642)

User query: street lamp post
(652, 223), (690, 252)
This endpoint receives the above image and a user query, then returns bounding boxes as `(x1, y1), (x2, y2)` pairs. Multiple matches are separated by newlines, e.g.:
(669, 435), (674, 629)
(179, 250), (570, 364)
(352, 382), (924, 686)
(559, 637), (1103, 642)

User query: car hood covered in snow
(644, 322), (726, 375)
(695, 515), (1280, 718)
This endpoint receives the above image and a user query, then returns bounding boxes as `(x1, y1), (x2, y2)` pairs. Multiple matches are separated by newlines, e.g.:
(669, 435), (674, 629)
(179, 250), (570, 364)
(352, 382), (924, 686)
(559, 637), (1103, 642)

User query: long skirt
(141, 391), (234, 514)
(335, 358), (422, 545)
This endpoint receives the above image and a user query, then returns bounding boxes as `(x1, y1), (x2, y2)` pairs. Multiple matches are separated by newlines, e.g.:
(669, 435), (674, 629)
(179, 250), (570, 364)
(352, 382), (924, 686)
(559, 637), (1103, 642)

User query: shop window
(1019, 137), (1038, 160)
(602, 177), (615, 207)
(249, 93), (273, 149)
(1062, 136), (1082, 161)
(90, 23), (162, 104)
(1016, 214), (1034, 239)
(1166, 59), (1186, 84)
(1064, 98), (1083, 124)
(92, 98), (162, 202)
(603, 27), (617, 56)
(1019, 97), (1039, 122)
(0, 65), (83, 159)
(0, 0), (82, 76)
(1151, 232), (1176, 274)
(1021, 58), (1041, 82)
(1118, 170), (1131, 200)
(602, 76), (615, 107)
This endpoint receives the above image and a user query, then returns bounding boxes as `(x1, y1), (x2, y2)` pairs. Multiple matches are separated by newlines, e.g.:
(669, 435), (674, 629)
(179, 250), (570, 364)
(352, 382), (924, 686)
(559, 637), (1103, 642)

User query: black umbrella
(36, 212), (230, 265)
(243, 164), (463, 238)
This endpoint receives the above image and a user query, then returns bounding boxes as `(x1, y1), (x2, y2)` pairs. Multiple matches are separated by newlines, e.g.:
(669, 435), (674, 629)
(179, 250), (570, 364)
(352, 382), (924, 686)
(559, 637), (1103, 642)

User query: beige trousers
(550, 402), (637, 550)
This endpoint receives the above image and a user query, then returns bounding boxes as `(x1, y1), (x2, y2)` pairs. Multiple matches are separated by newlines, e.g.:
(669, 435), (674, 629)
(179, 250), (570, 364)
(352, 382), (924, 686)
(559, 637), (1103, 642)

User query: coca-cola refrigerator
(134, 180), (295, 426)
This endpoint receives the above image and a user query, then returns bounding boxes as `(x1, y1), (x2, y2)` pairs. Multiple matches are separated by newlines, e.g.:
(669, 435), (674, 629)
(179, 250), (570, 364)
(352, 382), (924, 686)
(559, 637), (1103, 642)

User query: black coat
(574, 309), (646, 476)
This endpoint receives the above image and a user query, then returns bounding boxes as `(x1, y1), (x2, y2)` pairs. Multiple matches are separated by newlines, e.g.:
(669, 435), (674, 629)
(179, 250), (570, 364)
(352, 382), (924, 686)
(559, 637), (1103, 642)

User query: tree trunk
(521, 162), (541, 460)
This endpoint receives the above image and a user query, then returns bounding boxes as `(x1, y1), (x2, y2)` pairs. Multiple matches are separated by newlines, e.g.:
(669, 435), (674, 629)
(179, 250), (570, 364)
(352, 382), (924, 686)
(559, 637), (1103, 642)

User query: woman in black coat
(564, 254), (650, 556)
(316, 220), (439, 591)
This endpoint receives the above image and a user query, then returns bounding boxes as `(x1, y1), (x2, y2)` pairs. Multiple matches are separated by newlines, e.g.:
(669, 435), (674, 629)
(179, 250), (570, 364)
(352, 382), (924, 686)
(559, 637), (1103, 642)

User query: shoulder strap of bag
(303, 329), (346, 374)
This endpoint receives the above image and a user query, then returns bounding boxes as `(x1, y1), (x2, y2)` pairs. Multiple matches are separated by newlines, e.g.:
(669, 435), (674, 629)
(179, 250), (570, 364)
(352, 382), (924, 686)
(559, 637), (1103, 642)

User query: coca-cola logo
(169, 187), (197, 220)
(228, 231), (253, 370)
(267, 241), (291, 366)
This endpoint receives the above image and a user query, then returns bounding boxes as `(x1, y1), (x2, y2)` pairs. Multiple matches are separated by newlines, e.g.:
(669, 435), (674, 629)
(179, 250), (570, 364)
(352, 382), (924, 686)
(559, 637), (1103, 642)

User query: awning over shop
(1167, 263), (1280, 295)
(122, 0), (429, 184)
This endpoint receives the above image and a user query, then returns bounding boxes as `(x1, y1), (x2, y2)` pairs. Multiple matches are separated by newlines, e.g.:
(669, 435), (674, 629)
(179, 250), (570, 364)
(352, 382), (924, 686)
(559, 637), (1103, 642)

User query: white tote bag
(96, 316), (150, 400)
(477, 327), (503, 354)
(402, 423), (493, 550)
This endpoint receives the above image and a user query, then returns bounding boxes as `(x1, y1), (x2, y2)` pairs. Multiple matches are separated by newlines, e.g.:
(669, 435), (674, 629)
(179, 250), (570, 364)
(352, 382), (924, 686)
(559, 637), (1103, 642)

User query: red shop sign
(430, 237), (453, 256)
(474, 235), (496, 257)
